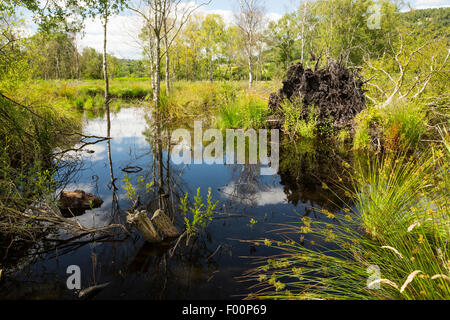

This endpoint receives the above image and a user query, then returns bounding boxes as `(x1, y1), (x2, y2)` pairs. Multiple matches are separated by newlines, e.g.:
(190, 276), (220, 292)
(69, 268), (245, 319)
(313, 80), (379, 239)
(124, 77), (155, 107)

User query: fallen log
(127, 210), (180, 243)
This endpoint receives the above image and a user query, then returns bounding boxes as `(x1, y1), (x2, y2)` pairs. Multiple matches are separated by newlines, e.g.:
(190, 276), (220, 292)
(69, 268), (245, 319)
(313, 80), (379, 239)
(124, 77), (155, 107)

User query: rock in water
(58, 190), (104, 217)
(268, 60), (366, 129)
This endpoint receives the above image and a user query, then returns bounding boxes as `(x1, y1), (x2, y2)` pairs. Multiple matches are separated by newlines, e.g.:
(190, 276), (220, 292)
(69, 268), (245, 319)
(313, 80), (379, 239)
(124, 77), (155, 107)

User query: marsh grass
(155, 81), (269, 129)
(21, 79), (274, 129)
(246, 141), (449, 300)
(215, 93), (268, 129)
(353, 100), (428, 151)
(25, 79), (153, 112)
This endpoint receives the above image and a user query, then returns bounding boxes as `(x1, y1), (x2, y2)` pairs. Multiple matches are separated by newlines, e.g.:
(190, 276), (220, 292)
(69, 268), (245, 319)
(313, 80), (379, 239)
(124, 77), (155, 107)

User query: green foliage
(337, 129), (350, 143)
(383, 101), (427, 149)
(122, 173), (154, 202)
(353, 101), (429, 151)
(401, 7), (450, 39)
(353, 106), (383, 150)
(265, 12), (300, 76)
(84, 96), (94, 109)
(281, 99), (317, 139)
(179, 187), (219, 237)
(216, 93), (268, 129)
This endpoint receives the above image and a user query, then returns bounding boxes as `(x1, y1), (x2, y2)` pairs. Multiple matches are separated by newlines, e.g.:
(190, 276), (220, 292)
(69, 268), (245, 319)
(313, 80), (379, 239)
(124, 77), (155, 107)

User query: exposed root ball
(269, 60), (366, 129)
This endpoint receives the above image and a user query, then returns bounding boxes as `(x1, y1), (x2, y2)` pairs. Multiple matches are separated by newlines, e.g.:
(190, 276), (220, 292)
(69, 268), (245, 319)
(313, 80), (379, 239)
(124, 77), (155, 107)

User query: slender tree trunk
(248, 31), (253, 88)
(154, 36), (161, 109)
(155, 115), (165, 211)
(148, 24), (156, 94)
(56, 55), (61, 79)
(328, 0), (333, 57)
(248, 61), (253, 88)
(301, 1), (307, 64)
(248, 50), (253, 88)
(103, 14), (109, 102)
(164, 33), (170, 95)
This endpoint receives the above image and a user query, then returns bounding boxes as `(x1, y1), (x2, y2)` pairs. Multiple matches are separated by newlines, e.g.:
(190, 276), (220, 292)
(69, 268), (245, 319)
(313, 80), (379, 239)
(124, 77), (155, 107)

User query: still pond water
(1, 107), (353, 299)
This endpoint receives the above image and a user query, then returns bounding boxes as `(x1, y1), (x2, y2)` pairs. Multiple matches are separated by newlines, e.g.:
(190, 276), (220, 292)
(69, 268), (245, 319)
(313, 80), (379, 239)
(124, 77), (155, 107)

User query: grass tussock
(246, 133), (449, 300)
(215, 92), (268, 129)
(23, 78), (153, 112)
(353, 100), (429, 151)
(157, 81), (270, 129)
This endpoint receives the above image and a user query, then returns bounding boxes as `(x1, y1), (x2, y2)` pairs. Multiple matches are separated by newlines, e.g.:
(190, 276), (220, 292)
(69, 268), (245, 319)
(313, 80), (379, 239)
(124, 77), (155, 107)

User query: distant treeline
(19, 6), (450, 81)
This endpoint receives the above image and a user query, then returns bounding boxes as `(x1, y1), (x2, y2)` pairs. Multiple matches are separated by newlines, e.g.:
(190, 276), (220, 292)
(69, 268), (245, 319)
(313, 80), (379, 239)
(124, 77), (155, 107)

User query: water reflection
(278, 138), (354, 210)
(1, 106), (356, 300)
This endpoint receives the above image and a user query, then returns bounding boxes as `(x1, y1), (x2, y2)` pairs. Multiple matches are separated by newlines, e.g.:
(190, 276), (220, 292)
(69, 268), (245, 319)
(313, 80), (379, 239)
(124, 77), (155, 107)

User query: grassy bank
(246, 130), (449, 300)
(26, 79), (277, 129)
(0, 84), (84, 257)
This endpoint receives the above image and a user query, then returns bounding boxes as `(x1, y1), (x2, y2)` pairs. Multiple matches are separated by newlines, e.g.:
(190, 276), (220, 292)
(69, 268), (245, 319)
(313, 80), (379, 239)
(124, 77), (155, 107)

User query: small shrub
(179, 187), (219, 239)
(73, 96), (85, 110)
(281, 99), (317, 139)
(353, 107), (382, 150)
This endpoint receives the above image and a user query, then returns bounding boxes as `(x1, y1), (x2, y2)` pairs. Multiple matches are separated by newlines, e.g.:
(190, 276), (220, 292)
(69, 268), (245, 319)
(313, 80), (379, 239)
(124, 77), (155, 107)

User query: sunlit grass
(246, 139), (450, 300)
(215, 92), (269, 129)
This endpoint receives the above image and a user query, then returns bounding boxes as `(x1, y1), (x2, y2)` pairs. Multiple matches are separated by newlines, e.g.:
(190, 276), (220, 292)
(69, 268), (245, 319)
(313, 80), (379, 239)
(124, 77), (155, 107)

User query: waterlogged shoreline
(0, 107), (359, 299)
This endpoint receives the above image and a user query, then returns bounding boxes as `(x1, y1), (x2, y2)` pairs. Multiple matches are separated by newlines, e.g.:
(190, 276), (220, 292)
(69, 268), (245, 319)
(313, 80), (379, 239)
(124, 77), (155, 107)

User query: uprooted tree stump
(268, 60), (366, 130)
(127, 209), (180, 243)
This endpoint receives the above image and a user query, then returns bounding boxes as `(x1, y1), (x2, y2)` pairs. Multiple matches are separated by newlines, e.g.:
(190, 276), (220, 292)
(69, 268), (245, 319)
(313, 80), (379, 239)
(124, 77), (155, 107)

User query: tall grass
(20, 80), (274, 130)
(216, 93), (268, 129)
(353, 100), (428, 151)
(246, 139), (449, 300)
(155, 81), (270, 130)
(383, 100), (427, 150)
(24, 79), (153, 112)
(0, 90), (82, 251)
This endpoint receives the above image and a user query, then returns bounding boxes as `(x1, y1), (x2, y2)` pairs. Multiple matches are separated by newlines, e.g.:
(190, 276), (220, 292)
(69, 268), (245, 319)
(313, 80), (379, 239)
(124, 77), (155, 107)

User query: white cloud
(78, 15), (144, 60)
(411, 0), (450, 9)
(221, 184), (287, 206)
(24, 1), (448, 60)
(83, 107), (149, 141)
(56, 182), (95, 194)
(58, 107), (148, 163)
(77, 6), (281, 60)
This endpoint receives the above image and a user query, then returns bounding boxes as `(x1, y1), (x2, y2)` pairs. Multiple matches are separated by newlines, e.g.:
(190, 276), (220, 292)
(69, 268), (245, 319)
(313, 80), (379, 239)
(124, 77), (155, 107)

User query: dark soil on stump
(268, 60), (366, 129)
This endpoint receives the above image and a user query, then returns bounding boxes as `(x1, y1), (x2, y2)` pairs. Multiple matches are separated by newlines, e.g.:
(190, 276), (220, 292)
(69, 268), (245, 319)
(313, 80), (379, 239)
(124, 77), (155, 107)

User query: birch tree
(85, 1), (125, 104)
(236, 0), (264, 88)
(129, 0), (210, 108)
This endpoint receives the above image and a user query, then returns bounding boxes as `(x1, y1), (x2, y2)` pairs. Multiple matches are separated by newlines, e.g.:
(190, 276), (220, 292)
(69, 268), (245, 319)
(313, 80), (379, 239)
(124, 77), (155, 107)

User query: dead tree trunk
(127, 210), (180, 243)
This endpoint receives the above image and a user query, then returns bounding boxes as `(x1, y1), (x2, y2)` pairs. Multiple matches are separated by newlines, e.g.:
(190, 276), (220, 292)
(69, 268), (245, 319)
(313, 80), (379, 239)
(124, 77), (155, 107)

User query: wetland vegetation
(0, 0), (448, 300)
